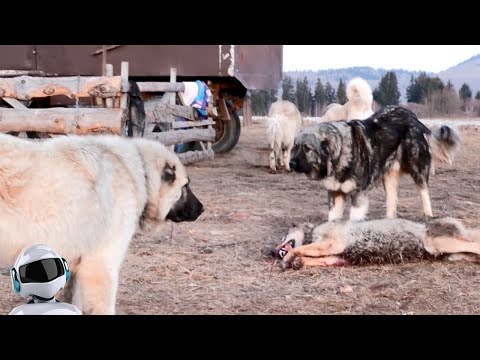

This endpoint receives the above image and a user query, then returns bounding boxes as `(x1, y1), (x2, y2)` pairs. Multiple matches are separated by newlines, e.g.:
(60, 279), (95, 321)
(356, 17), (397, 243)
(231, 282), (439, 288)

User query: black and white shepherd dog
(289, 105), (461, 222)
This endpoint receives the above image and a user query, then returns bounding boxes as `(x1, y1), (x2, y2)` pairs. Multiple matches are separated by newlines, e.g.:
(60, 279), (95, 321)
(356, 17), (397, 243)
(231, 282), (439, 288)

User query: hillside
(285, 55), (480, 101)
(438, 54), (480, 96)
(284, 68), (430, 102)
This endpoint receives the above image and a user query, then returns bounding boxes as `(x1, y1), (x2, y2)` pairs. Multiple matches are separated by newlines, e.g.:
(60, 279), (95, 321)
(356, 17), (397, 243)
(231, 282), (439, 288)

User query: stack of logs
(0, 64), (215, 165)
(137, 68), (216, 165)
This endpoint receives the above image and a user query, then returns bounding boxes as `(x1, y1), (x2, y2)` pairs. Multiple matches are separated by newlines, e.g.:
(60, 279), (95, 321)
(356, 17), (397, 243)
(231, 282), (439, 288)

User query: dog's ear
(162, 163), (176, 183)
(319, 140), (330, 178)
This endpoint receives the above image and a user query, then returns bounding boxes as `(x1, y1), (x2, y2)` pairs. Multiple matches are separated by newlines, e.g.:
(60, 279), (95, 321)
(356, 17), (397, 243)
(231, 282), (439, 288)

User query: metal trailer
(0, 45), (283, 153)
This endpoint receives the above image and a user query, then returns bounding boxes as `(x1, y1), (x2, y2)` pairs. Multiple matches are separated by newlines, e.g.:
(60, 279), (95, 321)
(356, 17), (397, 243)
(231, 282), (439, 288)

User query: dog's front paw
(269, 168), (277, 174)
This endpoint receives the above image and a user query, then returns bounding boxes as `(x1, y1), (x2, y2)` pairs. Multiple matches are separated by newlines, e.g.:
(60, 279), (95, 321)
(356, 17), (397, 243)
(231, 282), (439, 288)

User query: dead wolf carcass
(272, 217), (480, 270)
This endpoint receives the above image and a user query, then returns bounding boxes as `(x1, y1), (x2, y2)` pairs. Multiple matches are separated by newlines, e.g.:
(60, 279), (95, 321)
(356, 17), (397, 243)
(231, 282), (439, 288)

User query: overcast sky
(283, 45), (480, 73)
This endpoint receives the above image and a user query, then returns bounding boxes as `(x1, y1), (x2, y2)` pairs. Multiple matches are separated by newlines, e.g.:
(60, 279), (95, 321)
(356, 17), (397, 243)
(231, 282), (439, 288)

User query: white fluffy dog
(320, 77), (374, 122)
(266, 100), (302, 174)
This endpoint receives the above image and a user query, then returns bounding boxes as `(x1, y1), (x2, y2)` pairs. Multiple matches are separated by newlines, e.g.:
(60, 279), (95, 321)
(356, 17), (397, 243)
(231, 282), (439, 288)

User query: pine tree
(476, 91), (480, 100)
(336, 79), (347, 105)
(250, 89), (277, 116)
(304, 77), (313, 116)
(281, 76), (295, 103)
(313, 78), (326, 116)
(325, 82), (336, 105)
(406, 75), (422, 103)
(374, 71), (401, 106)
(459, 83), (472, 102)
(295, 77), (312, 115)
(407, 73), (444, 105)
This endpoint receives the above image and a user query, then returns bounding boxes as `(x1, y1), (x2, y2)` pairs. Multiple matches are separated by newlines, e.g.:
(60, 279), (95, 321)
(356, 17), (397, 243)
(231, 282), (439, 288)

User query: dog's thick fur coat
(319, 77), (374, 122)
(277, 217), (480, 269)
(289, 105), (461, 221)
(266, 100), (302, 173)
(0, 133), (204, 314)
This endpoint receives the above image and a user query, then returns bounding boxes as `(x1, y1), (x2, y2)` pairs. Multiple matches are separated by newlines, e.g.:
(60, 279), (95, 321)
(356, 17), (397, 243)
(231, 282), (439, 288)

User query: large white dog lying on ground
(266, 100), (303, 174)
(272, 217), (480, 270)
(319, 77), (374, 122)
(0, 133), (204, 314)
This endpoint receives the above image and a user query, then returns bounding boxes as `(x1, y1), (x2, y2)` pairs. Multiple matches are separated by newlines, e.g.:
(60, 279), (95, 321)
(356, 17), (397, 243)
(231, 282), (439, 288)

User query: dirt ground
(2, 119), (480, 315)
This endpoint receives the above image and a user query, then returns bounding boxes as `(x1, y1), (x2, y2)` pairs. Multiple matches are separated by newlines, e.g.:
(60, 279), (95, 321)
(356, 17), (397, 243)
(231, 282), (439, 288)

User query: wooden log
(0, 70), (45, 77)
(144, 127), (215, 146)
(137, 82), (185, 93)
(0, 75), (122, 100)
(165, 104), (198, 120)
(147, 107), (176, 124)
(144, 102), (199, 123)
(105, 64), (114, 108)
(0, 107), (123, 134)
(178, 148), (215, 166)
(172, 119), (215, 129)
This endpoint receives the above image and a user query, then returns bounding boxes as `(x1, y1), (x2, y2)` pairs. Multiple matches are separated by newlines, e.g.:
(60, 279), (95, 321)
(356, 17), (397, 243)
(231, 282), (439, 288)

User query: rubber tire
(173, 108), (242, 155)
(211, 109), (241, 153)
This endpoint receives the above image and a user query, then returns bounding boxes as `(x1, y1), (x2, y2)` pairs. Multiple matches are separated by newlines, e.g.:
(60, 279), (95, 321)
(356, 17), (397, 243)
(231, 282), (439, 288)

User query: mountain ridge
(284, 54), (480, 101)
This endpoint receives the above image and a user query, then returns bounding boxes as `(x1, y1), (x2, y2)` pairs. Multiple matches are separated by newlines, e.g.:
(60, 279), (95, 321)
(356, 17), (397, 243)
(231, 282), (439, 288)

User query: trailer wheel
(211, 108), (241, 153)
(174, 107), (241, 155)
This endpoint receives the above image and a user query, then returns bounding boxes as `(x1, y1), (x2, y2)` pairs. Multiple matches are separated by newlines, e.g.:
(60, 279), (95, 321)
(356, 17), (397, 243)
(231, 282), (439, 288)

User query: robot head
(10, 244), (71, 300)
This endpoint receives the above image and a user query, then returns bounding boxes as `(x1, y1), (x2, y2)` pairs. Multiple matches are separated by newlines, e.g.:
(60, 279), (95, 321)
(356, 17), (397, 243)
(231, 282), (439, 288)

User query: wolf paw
(291, 256), (304, 270)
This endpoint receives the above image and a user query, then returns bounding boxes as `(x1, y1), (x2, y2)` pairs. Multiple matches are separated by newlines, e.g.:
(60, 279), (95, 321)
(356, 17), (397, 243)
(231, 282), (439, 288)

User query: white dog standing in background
(266, 100), (302, 174)
(320, 77), (374, 122)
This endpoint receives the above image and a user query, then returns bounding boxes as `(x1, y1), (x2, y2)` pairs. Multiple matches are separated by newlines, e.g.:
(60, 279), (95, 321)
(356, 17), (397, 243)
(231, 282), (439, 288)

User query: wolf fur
(277, 217), (480, 269)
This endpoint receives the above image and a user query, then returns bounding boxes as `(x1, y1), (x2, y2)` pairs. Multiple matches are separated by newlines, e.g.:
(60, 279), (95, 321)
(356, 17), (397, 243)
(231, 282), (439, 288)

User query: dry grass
(1, 120), (480, 315)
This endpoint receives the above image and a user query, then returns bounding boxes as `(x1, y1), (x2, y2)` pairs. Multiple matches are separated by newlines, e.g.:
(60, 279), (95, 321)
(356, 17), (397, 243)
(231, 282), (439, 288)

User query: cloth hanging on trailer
(179, 81), (212, 119)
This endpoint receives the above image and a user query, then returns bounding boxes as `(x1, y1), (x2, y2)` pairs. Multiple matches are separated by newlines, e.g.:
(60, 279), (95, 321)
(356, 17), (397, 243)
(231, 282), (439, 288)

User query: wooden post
(97, 47), (107, 107)
(105, 64), (114, 108)
(243, 90), (253, 127)
(119, 61), (129, 135)
(120, 61), (129, 109)
(101, 45), (107, 76)
(169, 68), (177, 105)
(168, 68), (177, 151)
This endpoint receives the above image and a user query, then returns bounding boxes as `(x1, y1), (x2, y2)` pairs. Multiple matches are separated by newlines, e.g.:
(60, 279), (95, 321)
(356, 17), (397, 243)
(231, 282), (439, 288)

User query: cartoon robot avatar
(9, 244), (82, 315)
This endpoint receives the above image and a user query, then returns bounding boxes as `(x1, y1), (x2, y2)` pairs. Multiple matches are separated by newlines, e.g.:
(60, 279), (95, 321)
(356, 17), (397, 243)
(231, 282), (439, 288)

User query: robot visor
(19, 258), (65, 283)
